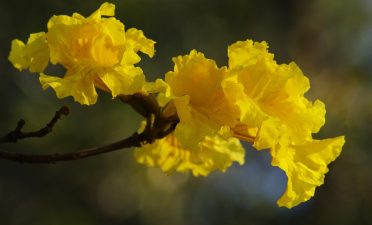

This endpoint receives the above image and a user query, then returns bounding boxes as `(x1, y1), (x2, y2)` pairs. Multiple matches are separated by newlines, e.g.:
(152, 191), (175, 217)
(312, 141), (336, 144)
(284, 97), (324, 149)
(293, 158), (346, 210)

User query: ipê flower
(143, 39), (345, 208)
(135, 50), (245, 176)
(223, 40), (326, 147)
(221, 39), (345, 208)
(160, 50), (239, 149)
(135, 132), (245, 176)
(8, 2), (155, 105)
(270, 134), (345, 208)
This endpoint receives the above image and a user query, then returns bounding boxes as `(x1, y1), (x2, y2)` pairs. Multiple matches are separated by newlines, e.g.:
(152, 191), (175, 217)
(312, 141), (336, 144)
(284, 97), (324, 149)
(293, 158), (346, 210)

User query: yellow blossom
(163, 50), (239, 149)
(9, 2), (155, 105)
(135, 133), (245, 176)
(271, 135), (345, 208)
(222, 39), (345, 208)
(223, 40), (326, 146)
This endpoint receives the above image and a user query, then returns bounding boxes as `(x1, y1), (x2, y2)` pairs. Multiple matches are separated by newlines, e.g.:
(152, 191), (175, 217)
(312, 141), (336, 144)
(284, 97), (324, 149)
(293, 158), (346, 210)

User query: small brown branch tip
(59, 106), (70, 116)
(0, 106), (70, 144)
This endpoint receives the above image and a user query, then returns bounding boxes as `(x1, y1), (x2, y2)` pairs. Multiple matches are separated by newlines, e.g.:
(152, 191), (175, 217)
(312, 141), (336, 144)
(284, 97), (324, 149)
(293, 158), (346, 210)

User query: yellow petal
(39, 72), (97, 105)
(166, 50), (224, 107)
(222, 74), (269, 127)
(47, 17), (125, 67)
(143, 78), (169, 95)
(8, 39), (27, 71)
(98, 65), (145, 97)
(8, 32), (49, 73)
(253, 118), (283, 150)
(228, 39), (273, 69)
(125, 28), (156, 58)
(90, 19), (126, 67)
(174, 115), (219, 149)
(121, 49), (141, 65)
(47, 15), (81, 30)
(88, 2), (115, 20)
(135, 133), (245, 176)
(271, 136), (345, 208)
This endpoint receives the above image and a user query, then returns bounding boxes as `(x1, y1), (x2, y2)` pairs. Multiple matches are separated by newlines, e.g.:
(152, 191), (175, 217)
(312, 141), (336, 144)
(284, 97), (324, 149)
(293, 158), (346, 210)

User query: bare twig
(0, 131), (143, 163)
(0, 94), (179, 164)
(0, 106), (69, 144)
(0, 114), (178, 163)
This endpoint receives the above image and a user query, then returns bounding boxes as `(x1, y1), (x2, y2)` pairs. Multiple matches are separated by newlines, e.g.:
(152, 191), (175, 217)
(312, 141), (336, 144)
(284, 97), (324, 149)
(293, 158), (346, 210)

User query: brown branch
(0, 94), (179, 164)
(0, 115), (178, 163)
(0, 131), (144, 163)
(0, 106), (69, 144)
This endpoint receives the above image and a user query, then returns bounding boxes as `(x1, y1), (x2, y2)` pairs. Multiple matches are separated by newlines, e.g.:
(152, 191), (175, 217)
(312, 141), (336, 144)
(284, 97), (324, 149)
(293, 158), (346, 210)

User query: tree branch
(0, 94), (179, 164)
(0, 131), (144, 163)
(0, 106), (69, 144)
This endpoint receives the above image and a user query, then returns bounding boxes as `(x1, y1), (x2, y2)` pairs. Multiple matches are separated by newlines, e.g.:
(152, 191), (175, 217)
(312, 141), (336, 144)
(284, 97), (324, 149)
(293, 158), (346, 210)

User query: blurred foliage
(0, 0), (371, 225)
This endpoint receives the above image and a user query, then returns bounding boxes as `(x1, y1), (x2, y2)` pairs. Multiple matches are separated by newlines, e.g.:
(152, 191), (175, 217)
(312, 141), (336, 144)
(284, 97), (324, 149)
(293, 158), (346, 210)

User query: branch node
(59, 106), (70, 116)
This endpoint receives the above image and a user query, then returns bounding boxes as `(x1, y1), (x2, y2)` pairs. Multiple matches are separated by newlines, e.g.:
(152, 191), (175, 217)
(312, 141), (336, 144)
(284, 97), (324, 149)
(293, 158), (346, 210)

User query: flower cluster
(8, 2), (345, 208)
(9, 2), (155, 105)
(136, 43), (345, 208)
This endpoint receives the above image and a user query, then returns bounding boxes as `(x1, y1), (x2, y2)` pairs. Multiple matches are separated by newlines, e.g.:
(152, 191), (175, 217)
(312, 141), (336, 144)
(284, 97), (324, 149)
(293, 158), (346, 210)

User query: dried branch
(0, 94), (179, 164)
(0, 131), (143, 163)
(0, 106), (69, 144)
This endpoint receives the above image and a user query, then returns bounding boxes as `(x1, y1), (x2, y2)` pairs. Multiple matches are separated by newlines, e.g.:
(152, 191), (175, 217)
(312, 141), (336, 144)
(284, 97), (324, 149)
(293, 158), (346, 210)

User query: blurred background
(0, 0), (371, 224)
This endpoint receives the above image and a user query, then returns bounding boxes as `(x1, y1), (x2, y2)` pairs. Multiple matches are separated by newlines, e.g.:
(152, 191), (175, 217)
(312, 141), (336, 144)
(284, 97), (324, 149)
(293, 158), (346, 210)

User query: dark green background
(0, 0), (371, 225)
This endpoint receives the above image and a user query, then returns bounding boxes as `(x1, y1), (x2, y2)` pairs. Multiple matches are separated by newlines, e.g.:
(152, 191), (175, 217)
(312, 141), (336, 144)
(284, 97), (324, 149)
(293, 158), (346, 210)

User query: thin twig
(0, 106), (69, 144)
(0, 94), (179, 164)
(0, 132), (144, 163)
(0, 114), (178, 163)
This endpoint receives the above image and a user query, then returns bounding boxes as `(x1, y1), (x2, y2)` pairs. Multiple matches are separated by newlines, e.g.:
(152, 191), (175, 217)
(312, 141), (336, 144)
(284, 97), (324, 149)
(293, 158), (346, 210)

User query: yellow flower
(271, 135), (345, 208)
(223, 40), (326, 146)
(135, 133), (245, 176)
(163, 50), (239, 149)
(9, 2), (155, 105)
(222, 39), (345, 208)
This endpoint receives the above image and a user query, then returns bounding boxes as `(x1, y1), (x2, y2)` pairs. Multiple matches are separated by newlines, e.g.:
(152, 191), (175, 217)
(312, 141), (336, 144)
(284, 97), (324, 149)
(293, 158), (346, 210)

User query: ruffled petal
(47, 17), (125, 67)
(135, 133), (245, 176)
(228, 39), (273, 69)
(8, 39), (27, 71)
(166, 50), (224, 107)
(125, 28), (156, 58)
(39, 72), (97, 105)
(222, 74), (269, 127)
(143, 79), (169, 95)
(98, 65), (145, 97)
(8, 32), (49, 73)
(88, 2), (115, 20)
(174, 115), (220, 150)
(271, 136), (345, 208)
(253, 118), (283, 150)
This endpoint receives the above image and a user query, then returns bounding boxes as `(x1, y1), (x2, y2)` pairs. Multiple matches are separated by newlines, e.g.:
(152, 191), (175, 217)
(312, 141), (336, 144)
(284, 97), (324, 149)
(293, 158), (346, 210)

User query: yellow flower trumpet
(9, 2), (155, 105)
